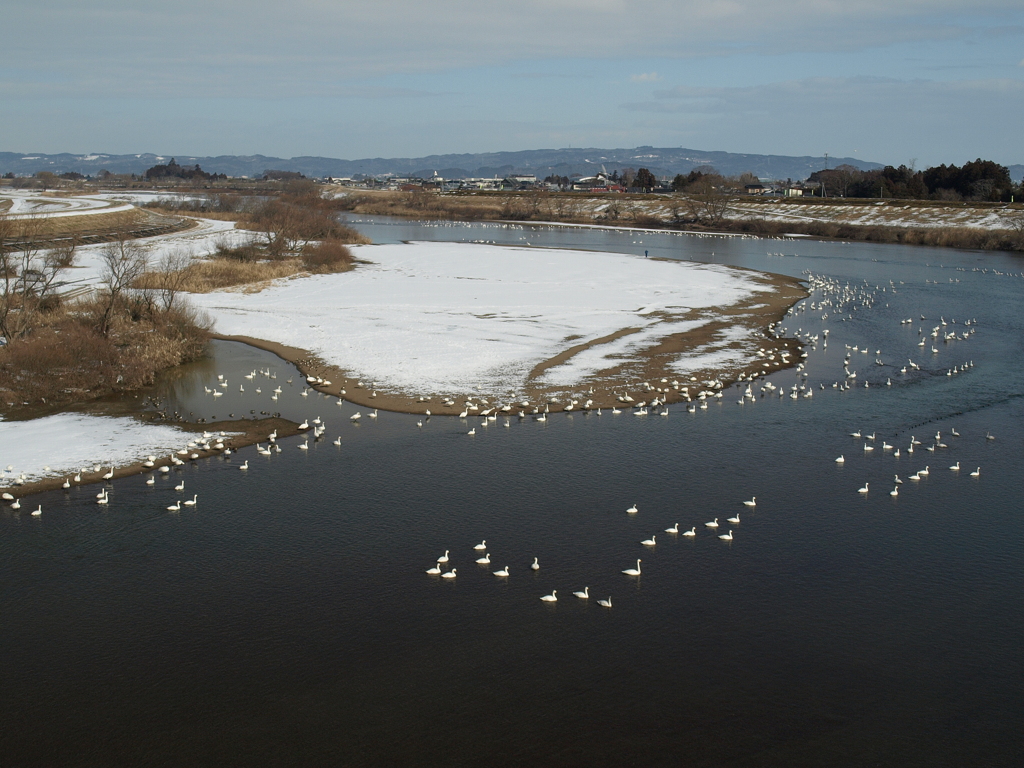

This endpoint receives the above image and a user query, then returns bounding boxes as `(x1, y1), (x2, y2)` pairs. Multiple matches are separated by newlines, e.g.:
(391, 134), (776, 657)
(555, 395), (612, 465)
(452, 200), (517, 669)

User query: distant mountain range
(3, 148), (1021, 184)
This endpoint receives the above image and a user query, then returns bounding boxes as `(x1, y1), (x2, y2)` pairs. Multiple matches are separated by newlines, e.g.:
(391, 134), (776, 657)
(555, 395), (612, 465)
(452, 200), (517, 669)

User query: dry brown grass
(136, 247), (355, 295)
(0, 299), (210, 410)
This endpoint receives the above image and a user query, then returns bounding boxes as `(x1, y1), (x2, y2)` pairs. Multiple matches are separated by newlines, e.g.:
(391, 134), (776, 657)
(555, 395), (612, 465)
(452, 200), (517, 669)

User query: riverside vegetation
(0, 186), (369, 412)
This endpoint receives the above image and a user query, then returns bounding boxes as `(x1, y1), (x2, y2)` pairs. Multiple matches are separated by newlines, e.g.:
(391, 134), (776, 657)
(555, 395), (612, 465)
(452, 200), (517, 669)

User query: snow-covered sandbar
(194, 241), (804, 407)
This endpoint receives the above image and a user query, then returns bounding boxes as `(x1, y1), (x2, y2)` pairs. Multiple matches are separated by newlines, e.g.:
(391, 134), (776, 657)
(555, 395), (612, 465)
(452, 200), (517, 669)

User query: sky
(2, 1), (1023, 168)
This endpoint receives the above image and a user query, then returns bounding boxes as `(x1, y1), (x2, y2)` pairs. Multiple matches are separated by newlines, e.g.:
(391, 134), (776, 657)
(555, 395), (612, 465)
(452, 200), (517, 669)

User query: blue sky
(3, 1), (1022, 167)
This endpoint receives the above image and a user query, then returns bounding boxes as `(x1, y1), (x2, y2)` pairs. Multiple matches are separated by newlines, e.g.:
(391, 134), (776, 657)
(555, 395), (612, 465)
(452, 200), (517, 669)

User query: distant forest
(806, 159), (1017, 202)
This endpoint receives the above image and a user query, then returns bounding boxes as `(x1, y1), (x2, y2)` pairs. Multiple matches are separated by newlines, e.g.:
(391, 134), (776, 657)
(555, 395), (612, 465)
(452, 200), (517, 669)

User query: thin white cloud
(631, 72), (661, 83)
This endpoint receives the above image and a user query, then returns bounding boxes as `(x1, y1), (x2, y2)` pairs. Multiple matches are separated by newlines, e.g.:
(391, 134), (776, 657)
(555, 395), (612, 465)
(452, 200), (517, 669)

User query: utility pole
(824, 152), (829, 170)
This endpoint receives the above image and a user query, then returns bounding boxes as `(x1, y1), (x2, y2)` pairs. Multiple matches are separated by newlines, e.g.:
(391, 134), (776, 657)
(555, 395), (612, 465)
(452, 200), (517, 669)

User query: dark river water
(2, 217), (1022, 767)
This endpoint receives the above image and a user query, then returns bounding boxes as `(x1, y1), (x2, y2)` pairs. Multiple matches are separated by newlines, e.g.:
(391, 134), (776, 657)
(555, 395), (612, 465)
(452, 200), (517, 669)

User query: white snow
(64, 217), (248, 292)
(191, 241), (764, 396)
(0, 413), (200, 484)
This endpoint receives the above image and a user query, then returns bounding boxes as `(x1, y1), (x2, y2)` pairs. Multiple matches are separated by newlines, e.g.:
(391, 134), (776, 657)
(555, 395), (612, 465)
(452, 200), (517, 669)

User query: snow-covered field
(63, 217), (249, 293)
(0, 413), (197, 485)
(0, 191), (132, 218)
(192, 241), (767, 397)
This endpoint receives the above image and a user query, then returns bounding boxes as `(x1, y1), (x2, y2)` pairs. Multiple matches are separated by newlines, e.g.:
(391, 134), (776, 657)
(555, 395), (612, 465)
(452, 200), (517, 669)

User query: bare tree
(97, 237), (148, 337)
(1007, 212), (1024, 250)
(154, 246), (194, 311)
(684, 178), (731, 227)
(0, 215), (78, 341)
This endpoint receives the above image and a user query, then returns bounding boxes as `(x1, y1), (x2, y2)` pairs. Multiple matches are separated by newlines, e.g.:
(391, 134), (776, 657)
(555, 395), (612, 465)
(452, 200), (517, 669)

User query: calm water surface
(1, 219), (1022, 767)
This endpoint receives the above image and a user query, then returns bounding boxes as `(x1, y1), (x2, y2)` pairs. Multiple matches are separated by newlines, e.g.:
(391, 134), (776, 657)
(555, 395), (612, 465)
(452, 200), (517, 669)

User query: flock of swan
(424, 496), (755, 607)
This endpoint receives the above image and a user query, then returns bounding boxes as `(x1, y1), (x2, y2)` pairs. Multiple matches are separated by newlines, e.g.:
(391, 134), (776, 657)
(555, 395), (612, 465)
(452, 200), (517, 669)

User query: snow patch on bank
(192, 241), (762, 395)
(0, 413), (195, 484)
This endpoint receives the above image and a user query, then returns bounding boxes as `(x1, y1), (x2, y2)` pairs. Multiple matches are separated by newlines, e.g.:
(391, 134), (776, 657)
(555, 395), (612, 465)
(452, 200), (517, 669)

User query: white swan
(31, 505), (42, 516)
(718, 529), (733, 541)
(664, 523), (680, 534)
(622, 559), (642, 576)
(641, 535), (656, 546)
(239, 460), (249, 470)
(705, 518), (719, 528)
(682, 527), (696, 537)
(10, 499), (21, 509)
(626, 503), (638, 514)
(949, 461), (960, 471)
(890, 486), (899, 497)
(540, 590), (557, 602)
(493, 566), (510, 577)
(573, 587), (589, 599)
(531, 557), (540, 570)
(858, 483), (869, 493)
(175, 480), (185, 491)
(727, 513), (740, 524)
(298, 440), (309, 451)
(184, 494), (198, 506)
(835, 455), (845, 463)
(425, 562), (442, 574)
(743, 497), (756, 507)
(146, 475), (155, 485)
(597, 596), (612, 608)
(970, 467), (980, 477)
(333, 436), (342, 446)
(473, 540), (487, 550)
(475, 553), (491, 564)
(167, 501), (181, 511)
(437, 550), (450, 563)
(441, 568), (457, 579)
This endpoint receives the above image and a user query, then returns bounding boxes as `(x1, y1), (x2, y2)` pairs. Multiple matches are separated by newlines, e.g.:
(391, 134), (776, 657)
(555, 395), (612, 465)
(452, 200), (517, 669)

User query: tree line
(808, 159), (1019, 202)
